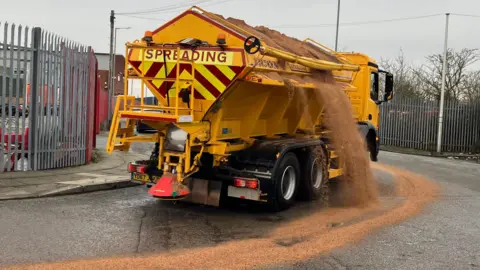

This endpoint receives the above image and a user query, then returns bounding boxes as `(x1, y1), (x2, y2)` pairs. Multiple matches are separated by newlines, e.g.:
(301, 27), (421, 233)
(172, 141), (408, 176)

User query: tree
(413, 48), (479, 102)
(380, 50), (423, 99)
(461, 70), (480, 103)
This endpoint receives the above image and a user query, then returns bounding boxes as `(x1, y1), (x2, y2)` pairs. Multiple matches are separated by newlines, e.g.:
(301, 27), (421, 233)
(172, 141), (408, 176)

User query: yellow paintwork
(106, 96), (136, 153)
(328, 168), (344, 179)
(337, 52), (380, 129)
(107, 6), (384, 182)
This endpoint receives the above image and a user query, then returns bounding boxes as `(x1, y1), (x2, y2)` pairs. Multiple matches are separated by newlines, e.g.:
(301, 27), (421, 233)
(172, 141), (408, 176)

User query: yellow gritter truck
(106, 6), (393, 210)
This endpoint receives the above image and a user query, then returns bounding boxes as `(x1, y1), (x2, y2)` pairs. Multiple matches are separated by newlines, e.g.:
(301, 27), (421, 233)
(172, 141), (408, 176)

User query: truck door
(366, 68), (380, 129)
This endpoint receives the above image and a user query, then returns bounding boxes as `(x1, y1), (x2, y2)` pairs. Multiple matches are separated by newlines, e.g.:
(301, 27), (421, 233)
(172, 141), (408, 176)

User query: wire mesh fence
(379, 96), (480, 154)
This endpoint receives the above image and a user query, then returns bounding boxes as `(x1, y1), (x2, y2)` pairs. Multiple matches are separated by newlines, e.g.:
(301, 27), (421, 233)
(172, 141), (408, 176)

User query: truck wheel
(272, 152), (300, 210)
(300, 147), (329, 205)
(370, 149), (378, 162)
(367, 132), (378, 162)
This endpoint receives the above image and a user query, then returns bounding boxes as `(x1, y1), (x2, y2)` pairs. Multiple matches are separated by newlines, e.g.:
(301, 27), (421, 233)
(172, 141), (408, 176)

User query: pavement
(381, 145), (480, 163)
(0, 134), (149, 200)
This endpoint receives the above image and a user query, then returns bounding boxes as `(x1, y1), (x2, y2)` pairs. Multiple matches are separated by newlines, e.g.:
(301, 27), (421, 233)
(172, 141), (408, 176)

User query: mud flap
(183, 178), (222, 207)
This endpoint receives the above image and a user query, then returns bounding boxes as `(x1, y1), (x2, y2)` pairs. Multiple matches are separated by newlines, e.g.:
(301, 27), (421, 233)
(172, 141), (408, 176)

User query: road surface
(276, 151), (480, 269)
(0, 151), (478, 269)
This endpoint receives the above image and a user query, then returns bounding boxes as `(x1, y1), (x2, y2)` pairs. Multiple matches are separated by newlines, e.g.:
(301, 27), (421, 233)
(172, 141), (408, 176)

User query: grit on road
(0, 151), (479, 269)
(277, 152), (480, 270)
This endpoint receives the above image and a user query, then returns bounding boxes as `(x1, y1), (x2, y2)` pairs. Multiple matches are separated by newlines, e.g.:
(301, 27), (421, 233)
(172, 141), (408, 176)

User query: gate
(1, 23), (96, 172)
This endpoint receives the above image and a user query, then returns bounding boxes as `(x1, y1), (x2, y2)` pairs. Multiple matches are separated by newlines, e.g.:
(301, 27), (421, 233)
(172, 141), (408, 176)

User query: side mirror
(383, 73), (394, 102)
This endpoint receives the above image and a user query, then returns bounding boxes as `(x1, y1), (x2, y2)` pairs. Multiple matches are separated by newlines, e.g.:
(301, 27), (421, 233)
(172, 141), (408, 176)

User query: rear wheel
(370, 149), (378, 162)
(367, 132), (378, 162)
(299, 147), (329, 205)
(271, 152), (300, 211)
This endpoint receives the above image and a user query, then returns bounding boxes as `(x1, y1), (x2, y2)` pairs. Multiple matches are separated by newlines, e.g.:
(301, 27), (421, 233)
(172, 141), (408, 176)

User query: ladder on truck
(106, 46), (197, 154)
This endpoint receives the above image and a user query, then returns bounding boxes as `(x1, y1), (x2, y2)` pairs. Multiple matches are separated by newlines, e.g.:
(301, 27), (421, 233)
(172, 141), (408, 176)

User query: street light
(114, 26), (131, 59)
(112, 26), (131, 89)
(108, 26), (130, 123)
(335, 0), (340, 51)
(436, 13), (450, 153)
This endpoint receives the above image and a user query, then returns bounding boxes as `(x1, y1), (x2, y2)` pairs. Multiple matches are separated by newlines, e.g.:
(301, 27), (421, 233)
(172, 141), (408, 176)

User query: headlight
(164, 124), (187, 152)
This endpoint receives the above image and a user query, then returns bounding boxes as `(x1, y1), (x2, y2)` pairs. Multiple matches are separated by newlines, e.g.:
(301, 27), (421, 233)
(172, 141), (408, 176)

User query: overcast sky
(1, 0), (479, 68)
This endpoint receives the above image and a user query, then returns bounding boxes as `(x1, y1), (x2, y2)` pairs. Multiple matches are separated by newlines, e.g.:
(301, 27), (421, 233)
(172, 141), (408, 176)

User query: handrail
(303, 38), (354, 65)
(127, 104), (192, 111)
(175, 47), (180, 117)
(260, 46), (360, 72)
(303, 38), (336, 55)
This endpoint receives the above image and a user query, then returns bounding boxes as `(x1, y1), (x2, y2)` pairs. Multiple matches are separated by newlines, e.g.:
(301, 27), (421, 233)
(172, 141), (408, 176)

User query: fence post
(29, 27), (41, 170)
(1, 23), (7, 172)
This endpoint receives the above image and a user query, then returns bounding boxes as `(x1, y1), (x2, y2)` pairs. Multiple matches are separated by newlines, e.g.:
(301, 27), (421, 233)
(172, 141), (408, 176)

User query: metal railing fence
(380, 96), (480, 153)
(1, 22), (95, 172)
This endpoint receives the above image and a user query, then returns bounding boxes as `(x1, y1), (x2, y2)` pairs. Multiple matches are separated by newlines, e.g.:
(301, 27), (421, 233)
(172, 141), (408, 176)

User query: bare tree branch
(410, 48), (479, 101)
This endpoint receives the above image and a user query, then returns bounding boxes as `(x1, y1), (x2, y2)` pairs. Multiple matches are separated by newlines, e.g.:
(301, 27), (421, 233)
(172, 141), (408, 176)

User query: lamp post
(108, 26), (130, 123)
(107, 10), (115, 125)
(112, 26), (131, 91)
(335, 0), (340, 51)
(436, 13), (450, 153)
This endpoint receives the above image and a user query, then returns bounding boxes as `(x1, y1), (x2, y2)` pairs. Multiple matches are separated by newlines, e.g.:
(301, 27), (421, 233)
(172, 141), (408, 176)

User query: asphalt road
(276, 151), (480, 270)
(0, 150), (479, 269)
(0, 167), (394, 267)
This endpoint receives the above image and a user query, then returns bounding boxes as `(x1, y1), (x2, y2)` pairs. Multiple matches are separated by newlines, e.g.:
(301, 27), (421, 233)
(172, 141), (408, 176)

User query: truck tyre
(271, 152), (300, 211)
(368, 140), (378, 162)
(370, 148), (378, 162)
(367, 131), (378, 162)
(300, 147), (329, 205)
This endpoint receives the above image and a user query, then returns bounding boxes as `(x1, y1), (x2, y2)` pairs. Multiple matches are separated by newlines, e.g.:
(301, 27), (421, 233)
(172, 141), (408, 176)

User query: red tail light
(137, 165), (147, 174)
(128, 163), (147, 174)
(246, 180), (258, 189)
(234, 178), (246, 187)
(234, 177), (258, 189)
(127, 163), (136, 173)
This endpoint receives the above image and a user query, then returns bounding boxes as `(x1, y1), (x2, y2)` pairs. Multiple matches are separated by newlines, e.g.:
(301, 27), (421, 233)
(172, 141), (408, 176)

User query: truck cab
(337, 52), (394, 161)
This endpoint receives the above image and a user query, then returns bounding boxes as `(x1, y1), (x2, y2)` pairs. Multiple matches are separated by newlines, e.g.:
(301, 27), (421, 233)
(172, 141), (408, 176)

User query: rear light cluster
(128, 163), (147, 174)
(234, 177), (259, 189)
